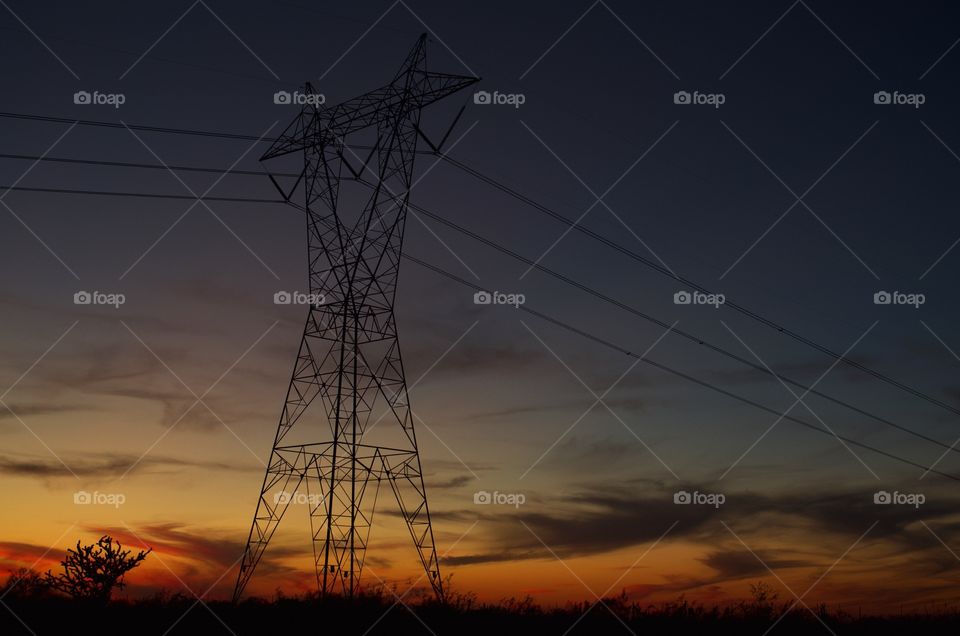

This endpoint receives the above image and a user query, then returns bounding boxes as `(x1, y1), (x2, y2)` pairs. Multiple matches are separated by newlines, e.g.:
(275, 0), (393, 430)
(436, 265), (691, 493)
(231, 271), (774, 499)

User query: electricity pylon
(233, 35), (478, 601)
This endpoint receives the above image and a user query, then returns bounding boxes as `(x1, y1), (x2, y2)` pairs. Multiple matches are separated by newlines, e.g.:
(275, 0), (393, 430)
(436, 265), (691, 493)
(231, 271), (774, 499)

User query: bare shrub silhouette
(0, 568), (50, 600)
(44, 535), (151, 603)
(745, 580), (780, 619)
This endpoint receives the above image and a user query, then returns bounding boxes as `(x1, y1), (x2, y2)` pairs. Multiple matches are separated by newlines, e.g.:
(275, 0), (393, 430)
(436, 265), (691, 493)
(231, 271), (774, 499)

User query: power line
(0, 112), (433, 155)
(0, 111), (271, 142)
(393, 197), (960, 456)
(434, 152), (960, 419)
(0, 183), (282, 204)
(404, 254), (960, 483)
(2, 109), (952, 421)
(4, 173), (959, 471)
(2, 152), (958, 457)
(0, 152), (299, 178)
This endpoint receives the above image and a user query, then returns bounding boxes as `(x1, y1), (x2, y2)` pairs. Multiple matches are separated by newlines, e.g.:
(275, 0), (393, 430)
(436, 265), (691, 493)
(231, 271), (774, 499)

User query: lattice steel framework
(233, 35), (478, 601)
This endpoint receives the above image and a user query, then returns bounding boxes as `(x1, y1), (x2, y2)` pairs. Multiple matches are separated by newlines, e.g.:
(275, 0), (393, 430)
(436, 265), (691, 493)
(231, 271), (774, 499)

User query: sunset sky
(3, 0), (960, 614)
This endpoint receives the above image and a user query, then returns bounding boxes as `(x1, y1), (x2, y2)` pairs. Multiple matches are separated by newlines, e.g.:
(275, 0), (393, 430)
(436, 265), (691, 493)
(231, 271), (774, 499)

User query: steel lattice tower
(234, 35), (478, 601)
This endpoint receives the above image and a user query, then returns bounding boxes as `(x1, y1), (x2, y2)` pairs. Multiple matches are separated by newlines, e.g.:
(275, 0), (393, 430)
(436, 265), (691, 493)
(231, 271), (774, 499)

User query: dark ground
(2, 592), (960, 635)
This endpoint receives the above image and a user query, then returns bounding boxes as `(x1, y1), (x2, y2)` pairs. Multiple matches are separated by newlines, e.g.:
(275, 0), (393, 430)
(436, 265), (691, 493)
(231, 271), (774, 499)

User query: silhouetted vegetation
(42, 535), (151, 604)
(1, 573), (959, 635)
(0, 567), (50, 601)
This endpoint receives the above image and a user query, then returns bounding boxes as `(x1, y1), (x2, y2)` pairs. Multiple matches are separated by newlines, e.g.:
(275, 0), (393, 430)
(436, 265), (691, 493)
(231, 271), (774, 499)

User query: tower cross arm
(261, 71), (479, 161)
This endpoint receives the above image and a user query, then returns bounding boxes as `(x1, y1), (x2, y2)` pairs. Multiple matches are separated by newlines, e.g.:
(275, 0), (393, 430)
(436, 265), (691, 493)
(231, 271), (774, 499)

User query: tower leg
(386, 453), (444, 599)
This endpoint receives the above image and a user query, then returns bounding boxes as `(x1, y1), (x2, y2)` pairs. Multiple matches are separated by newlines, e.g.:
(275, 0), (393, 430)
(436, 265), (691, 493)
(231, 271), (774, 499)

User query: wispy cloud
(443, 482), (960, 578)
(0, 451), (260, 480)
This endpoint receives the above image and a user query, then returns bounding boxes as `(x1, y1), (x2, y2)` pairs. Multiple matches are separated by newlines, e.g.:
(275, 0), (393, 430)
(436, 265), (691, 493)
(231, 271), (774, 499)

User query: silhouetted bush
(1, 568), (51, 601)
(43, 535), (151, 604)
